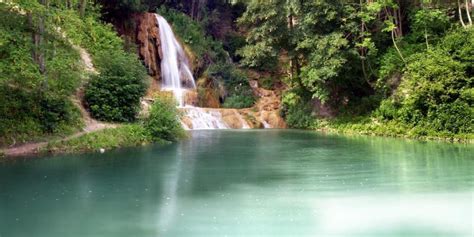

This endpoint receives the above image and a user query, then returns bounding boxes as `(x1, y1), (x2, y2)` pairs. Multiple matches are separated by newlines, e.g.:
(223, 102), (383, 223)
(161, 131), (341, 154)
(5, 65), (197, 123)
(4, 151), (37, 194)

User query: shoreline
(2, 126), (473, 159)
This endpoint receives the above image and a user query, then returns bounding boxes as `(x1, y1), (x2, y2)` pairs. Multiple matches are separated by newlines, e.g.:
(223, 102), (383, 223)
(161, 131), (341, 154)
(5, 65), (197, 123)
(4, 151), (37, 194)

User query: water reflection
(0, 130), (472, 237)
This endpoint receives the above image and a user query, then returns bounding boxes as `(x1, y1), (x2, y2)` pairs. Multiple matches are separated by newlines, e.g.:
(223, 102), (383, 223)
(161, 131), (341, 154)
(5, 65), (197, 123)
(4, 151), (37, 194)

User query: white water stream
(156, 14), (195, 107)
(155, 14), (249, 130)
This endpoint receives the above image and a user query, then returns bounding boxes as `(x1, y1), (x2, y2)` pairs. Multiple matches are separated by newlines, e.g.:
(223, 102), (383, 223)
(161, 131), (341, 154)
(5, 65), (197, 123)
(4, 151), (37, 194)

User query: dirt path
(1, 46), (115, 158)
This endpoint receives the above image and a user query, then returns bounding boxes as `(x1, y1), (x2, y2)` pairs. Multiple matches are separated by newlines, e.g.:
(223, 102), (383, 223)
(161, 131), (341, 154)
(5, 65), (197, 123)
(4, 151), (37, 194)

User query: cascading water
(155, 14), (236, 130)
(156, 14), (195, 107)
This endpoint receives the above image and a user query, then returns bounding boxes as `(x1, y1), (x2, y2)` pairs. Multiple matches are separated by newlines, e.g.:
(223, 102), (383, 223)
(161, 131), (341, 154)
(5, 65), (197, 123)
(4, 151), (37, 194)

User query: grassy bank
(313, 117), (474, 143)
(44, 96), (185, 155)
(44, 124), (162, 154)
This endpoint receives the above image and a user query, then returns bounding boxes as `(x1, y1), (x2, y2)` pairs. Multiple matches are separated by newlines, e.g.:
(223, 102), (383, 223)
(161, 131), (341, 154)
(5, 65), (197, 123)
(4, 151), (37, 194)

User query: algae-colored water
(1, 130), (472, 236)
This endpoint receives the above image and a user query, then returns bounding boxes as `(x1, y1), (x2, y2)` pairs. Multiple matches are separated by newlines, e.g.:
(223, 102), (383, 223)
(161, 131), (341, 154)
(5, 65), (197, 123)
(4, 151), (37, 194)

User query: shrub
(282, 102), (316, 129)
(144, 96), (185, 142)
(426, 100), (473, 134)
(374, 99), (399, 121)
(388, 49), (473, 133)
(280, 91), (316, 129)
(439, 28), (474, 77)
(409, 9), (450, 44)
(223, 32), (246, 61)
(259, 76), (274, 90)
(222, 95), (255, 108)
(38, 93), (82, 133)
(85, 52), (147, 122)
(206, 63), (256, 108)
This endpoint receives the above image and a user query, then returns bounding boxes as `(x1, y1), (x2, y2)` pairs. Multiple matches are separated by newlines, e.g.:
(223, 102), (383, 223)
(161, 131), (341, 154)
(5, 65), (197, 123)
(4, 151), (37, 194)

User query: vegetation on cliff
(0, 1), (182, 151)
(238, 0), (473, 141)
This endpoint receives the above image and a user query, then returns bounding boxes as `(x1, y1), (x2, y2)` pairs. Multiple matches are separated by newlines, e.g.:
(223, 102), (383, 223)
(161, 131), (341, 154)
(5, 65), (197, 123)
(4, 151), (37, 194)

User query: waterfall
(156, 14), (195, 107)
(155, 14), (239, 130)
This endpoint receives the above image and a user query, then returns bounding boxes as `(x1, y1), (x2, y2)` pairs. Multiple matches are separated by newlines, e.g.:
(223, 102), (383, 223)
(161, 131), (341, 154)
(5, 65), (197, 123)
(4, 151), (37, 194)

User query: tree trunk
(29, 0), (48, 89)
(458, 0), (467, 28)
(392, 30), (406, 64)
(191, 0), (197, 20)
(466, 0), (473, 26)
(79, 0), (87, 18)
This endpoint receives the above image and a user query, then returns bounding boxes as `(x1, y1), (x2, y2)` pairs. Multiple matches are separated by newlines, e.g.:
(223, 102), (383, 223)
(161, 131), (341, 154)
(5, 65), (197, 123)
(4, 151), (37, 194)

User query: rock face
(242, 80), (287, 129)
(178, 80), (287, 129)
(136, 13), (162, 80)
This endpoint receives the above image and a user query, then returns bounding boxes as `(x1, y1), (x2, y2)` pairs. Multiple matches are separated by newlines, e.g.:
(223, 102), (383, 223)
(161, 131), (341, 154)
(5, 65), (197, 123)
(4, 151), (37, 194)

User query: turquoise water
(0, 130), (473, 236)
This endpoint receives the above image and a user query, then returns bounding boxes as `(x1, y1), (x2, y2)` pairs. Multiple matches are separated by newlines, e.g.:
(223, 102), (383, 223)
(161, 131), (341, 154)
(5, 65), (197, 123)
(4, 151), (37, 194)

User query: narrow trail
(2, 47), (116, 158)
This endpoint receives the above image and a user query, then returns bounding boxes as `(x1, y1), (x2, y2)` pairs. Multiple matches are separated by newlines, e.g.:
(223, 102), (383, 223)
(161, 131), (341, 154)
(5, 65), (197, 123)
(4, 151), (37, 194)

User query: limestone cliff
(136, 13), (162, 81)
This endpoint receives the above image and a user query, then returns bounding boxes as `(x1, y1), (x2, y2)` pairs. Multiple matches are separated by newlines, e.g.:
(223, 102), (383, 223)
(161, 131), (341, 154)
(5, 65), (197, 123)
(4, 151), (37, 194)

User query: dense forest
(0, 0), (473, 154)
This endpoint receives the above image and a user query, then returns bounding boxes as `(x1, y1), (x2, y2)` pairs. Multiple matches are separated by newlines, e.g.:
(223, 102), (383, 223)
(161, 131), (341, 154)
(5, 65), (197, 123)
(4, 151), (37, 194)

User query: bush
(259, 76), (274, 90)
(206, 63), (256, 108)
(426, 100), (473, 134)
(38, 94), (82, 133)
(222, 95), (255, 108)
(439, 28), (474, 77)
(280, 91), (316, 129)
(385, 49), (473, 134)
(85, 52), (147, 122)
(223, 32), (246, 61)
(374, 99), (399, 120)
(144, 96), (185, 142)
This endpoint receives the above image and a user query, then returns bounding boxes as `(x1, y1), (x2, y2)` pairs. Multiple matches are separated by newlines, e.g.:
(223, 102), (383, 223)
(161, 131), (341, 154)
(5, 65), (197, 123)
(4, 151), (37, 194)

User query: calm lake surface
(1, 130), (473, 237)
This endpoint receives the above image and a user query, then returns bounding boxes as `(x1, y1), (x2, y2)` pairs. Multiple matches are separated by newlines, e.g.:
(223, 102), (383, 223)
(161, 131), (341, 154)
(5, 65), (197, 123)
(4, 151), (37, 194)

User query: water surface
(1, 130), (473, 236)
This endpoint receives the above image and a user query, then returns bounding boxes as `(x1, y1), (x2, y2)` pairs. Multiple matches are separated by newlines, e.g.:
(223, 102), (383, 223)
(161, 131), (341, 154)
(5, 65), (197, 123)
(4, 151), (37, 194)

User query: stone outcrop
(178, 79), (287, 129)
(136, 13), (162, 80)
(241, 80), (287, 128)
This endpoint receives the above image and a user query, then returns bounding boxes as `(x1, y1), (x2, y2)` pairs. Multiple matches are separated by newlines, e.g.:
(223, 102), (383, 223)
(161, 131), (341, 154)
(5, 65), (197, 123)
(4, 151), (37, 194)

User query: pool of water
(0, 130), (473, 236)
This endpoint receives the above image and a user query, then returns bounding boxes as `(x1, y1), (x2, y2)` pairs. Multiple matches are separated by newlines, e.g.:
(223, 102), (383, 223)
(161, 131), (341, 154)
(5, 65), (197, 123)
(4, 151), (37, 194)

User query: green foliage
(38, 93), (83, 133)
(158, 7), (228, 65)
(375, 40), (473, 135)
(223, 32), (246, 62)
(206, 63), (256, 108)
(45, 124), (152, 154)
(298, 32), (348, 102)
(439, 28), (474, 76)
(236, 0), (288, 70)
(410, 8), (450, 45)
(280, 91), (316, 129)
(374, 99), (399, 120)
(53, 4), (124, 59)
(259, 76), (274, 90)
(144, 96), (185, 142)
(85, 52), (147, 122)
(376, 42), (424, 92)
(222, 95), (255, 109)
(393, 49), (473, 134)
(0, 4), (86, 145)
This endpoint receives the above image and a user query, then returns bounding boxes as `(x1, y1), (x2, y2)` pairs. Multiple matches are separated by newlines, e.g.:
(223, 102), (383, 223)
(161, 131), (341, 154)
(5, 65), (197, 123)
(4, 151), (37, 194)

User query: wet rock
(136, 13), (162, 80)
